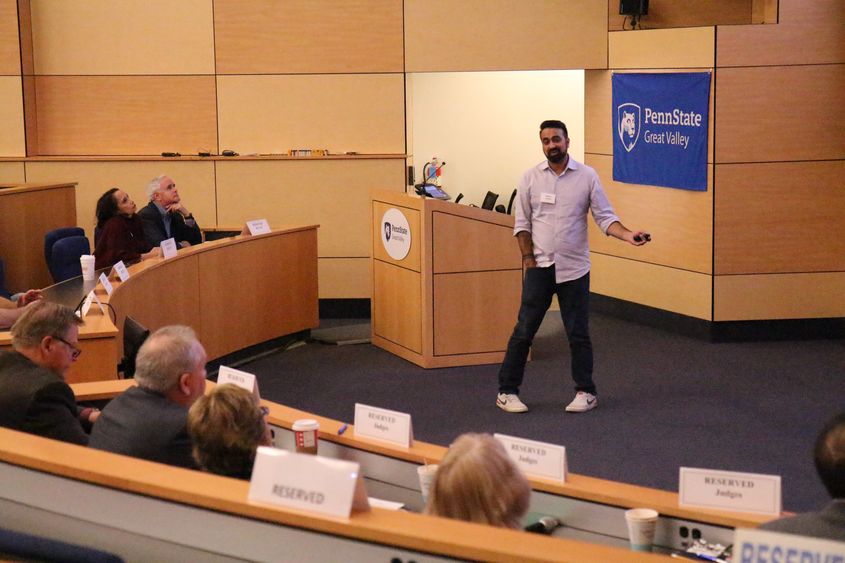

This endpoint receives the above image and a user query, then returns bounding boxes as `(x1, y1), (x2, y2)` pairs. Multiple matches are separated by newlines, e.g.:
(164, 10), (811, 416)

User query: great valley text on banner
(612, 72), (711, 191)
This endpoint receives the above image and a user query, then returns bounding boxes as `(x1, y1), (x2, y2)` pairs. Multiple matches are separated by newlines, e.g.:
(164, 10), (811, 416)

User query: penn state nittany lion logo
(384, 222), (392, 241)
(617, 103), (641, 153)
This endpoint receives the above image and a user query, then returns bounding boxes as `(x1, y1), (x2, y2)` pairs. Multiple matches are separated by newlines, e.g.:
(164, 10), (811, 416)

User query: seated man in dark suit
(0, 301), (96, 444)
(138, 175), (202, 248)
(89, 325), (207, 468)
(761, 412), (845, 541)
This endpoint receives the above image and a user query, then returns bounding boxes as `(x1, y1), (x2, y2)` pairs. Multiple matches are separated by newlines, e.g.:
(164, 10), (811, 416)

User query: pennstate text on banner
(612, 72), (711, 191)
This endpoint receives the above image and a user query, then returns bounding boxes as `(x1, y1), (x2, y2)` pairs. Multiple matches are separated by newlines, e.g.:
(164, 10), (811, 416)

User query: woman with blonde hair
(187, 384), (272, 479)
(426, 433), (531, 528)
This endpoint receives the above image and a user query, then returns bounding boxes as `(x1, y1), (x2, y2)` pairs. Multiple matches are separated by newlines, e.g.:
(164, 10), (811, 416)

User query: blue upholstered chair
(44, 227), (91, 283)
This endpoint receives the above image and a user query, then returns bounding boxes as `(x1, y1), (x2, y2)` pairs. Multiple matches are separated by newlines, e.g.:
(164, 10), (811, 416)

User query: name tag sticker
(540, 192), (556, 204)
(112, 261), (130, 282)
(160, 238), (178, 259)
(679, 467), (781, 516)
(98, 273), (114, 296)
(248, 447), (370, 518)
(495, 433), (567, 483)
(246, 219), (271, 236)
(217, 365), (260, 400)
(734, 528), (845, 563)
(353, 403), (413, 448)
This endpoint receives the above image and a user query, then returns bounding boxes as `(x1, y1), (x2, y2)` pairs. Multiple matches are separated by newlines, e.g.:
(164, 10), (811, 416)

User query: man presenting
(138, 175), (202, 248)
(89, 325), (207, 468)
(497, 120), (650, 415)
(0, 301), (96, 443)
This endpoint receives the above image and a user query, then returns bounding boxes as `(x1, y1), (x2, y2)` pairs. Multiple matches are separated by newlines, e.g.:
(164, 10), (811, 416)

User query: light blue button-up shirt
(513, 158), (619, 283)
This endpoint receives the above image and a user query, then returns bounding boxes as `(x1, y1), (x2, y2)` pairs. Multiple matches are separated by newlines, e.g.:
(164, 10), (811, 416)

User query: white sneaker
(565, 392), (597, 413)
(497, 393), (528, 413)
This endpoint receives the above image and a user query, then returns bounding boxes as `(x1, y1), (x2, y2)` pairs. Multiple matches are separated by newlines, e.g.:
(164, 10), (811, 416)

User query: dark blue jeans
(498, 267), (595, 395)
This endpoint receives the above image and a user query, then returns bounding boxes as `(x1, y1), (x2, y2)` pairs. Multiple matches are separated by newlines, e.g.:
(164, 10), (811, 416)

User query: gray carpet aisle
(241, 312), (845, 513)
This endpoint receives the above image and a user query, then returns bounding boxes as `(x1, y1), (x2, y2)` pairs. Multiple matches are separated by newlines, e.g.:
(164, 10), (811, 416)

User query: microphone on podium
(524, 516), (562, 534)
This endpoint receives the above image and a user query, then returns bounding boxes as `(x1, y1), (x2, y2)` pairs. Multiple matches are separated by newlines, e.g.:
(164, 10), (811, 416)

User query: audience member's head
(187, 384), (272, 479)
(814, 412), (845, 499)
(426, 433), (530, 529)
(146, 174), (180, 208)
(134, 325), (207, 407)
(11, 301), (83, 379)
(96, 187), (138, 228)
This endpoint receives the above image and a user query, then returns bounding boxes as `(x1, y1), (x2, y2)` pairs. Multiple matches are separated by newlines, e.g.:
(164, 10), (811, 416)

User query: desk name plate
(160, 238), (178, 259)
(354, 403), (413, 448)
(679, 467), (781, 516)
(98, 273), (113, 296)
(495, 433), (568, 483)
(112, 261), (130, 282)
(246, 219), (271, 236)
(217, 365), (260, 399)
(249, 447), (369, 519)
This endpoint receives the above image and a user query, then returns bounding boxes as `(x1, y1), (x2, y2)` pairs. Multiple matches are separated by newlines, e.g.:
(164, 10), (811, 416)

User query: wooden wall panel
(214, 0), (403, 74)
(715, 65), (845, 163)
(591, 254), (712, 320)
(34, 76), (218, 156)
(608, 0), (752, 31)
(585, 69), (715, 163)
(585, 70), (612, 156)
(0, 77), (25, 156)
(714, 161), (845, 275)
(0, 162), (25, 183)
(405, 0), (607, 72)
(0, 0), (19, 75)
(30, 0), (214, 74)
(215, 159), (406, 257)
(24, 161), (217, 247)
(714, 273), (845, 321)
(318, 258), (370, 299)
(587, 155), (713, 275)
(609, 28), (715, 69)
(216, 74), (405, 155)
(778, 0), (844, 24)
(717, 21), (845, 67)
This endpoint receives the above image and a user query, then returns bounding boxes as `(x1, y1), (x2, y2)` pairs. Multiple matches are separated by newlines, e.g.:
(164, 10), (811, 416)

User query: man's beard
(546, 148), (566, 163)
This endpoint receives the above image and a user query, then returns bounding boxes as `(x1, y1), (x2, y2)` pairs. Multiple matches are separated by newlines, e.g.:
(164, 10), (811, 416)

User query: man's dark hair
(814, 412), (845, 499)
(95, 187), (120, 229)
(539, 120), (568, 138)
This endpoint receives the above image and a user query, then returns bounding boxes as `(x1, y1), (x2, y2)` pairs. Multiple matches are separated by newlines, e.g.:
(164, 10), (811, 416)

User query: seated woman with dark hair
(426, 433), (531, 529)
(187, 384), (273, 479)
(93, 187), (161, 270)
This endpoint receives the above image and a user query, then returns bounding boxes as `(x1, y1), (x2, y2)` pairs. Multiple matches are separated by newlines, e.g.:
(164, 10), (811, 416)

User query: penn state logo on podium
(380, 208), (411, 260)
(617, 102), (642, 153)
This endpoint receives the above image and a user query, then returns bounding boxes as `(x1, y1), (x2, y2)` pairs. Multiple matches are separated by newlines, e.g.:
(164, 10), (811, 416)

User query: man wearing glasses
(0, 301), (96, 444)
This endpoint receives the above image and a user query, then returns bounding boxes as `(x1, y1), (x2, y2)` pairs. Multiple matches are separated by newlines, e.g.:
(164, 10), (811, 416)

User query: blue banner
(612, 72), (711, 191)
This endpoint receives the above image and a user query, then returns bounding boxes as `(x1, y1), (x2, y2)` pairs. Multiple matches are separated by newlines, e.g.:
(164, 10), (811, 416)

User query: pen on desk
(338, 424), (348, 435)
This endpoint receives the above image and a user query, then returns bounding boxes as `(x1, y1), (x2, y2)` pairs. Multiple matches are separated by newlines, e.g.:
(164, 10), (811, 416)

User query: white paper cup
(625, 508), (659, 551)
(80, 255), (96, 281)
(292, 419), (319, 455)
(417, 464), (438, 506)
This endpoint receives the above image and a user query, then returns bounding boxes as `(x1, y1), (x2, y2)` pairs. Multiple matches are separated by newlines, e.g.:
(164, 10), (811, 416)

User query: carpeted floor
(239, 311), (845, 513)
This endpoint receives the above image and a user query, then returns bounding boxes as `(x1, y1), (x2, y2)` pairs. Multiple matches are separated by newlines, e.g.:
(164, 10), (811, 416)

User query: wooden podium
(371, 190), (522, 368)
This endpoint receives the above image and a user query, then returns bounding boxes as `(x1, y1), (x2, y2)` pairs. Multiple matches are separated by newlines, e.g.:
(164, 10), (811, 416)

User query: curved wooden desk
(60, 380), (770, 559)
(101, 226), (319, 361)
(0, 379), (678, 563)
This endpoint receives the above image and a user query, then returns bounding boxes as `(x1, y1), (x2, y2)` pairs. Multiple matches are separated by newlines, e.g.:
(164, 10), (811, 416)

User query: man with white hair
(138, 175), (202, 248)
(89, 325), (207, 468)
